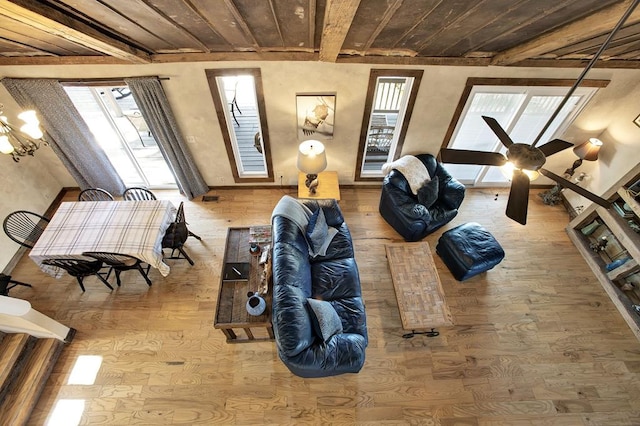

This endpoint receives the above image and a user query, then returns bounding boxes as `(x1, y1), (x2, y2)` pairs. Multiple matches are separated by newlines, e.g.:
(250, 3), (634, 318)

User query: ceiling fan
(440, 1), (639, 225)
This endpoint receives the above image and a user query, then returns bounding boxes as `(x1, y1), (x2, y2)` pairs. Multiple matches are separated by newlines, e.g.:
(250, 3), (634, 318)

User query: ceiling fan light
(523, 169), (540, 181)
(500, 162), (516, 180)
(0, 135), (15, 154)
(573, 138), (603, 161)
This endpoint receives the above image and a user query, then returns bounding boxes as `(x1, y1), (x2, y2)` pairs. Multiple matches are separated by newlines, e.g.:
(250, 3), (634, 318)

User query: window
(205, 69), (273, 182)
(443, 78), (607, 186)
(355, 69), (423, 180)
(64, 85), (177, 188)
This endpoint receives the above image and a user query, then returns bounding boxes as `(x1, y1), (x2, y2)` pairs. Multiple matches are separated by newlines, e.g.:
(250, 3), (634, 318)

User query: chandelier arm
(531, 0), (640, 148)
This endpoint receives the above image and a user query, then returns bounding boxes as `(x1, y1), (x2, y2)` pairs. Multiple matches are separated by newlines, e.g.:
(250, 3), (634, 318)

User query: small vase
(246, 292), (266, 316)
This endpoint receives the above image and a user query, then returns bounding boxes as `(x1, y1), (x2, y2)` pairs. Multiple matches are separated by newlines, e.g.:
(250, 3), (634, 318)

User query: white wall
(1, 61), (639, 269)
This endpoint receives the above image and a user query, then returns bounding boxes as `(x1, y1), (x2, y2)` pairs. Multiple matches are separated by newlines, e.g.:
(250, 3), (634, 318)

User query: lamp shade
(573, 138), (603, 161)
(297, 140), (327, 174)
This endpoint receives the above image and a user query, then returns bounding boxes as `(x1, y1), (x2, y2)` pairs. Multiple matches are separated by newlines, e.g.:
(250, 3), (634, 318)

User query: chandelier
(0, 103), (46, 162)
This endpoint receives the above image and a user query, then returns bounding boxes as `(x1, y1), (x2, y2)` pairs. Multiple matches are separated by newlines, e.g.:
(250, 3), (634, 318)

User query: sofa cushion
(302, 199), (344, 227)
(311, 258), (362, 300)
(306, 208), (338, 257)
(307, 298), (343, 342)
(273, 285), (315, 356)
(311, 224), (354, 262)
(417, 176), (439, 208)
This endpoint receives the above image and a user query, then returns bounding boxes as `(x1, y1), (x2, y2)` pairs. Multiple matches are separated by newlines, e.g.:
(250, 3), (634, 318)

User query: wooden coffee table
(214, 227), (274, 343)
(385, 242), (453, 338)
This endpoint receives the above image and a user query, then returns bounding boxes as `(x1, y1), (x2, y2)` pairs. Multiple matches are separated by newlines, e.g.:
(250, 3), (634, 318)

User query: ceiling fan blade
(440, 148), (507, 166)
(506, 169), (530, 225)
(482, 116), (514, 149)
(538, 139), (574, 157)
(539, 168), (611, 208)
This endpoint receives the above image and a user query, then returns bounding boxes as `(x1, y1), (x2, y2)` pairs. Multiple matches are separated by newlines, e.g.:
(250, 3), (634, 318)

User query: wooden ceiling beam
(0, 0), (150, 63)
(491, 0), (640, 66)
(319, 0), (361, 62)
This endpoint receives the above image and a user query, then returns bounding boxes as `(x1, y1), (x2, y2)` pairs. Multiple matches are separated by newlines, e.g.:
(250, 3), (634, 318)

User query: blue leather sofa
(379, 153), (465, 242)
(271, 197), (368, 378)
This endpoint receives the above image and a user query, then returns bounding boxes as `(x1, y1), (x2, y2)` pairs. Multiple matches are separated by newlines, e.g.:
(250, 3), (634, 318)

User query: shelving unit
(566, 164), (640, 340)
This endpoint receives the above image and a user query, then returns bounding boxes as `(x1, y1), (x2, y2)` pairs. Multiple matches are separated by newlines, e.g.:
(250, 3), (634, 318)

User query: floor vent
(202, 195), (219, 202)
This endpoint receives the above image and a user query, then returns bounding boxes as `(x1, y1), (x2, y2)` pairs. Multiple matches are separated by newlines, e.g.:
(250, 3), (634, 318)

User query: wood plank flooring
(7, 187), (640, 425)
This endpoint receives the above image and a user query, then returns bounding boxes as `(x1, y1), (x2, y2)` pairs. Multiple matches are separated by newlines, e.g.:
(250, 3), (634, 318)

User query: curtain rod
(57, 77), (170, 86)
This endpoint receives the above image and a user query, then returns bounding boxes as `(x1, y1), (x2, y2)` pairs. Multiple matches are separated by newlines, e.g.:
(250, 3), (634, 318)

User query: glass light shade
(297, 140), (327, 174)
(0, 135), (15, 154)
(500, 161), (539, 181)
(573, 138), (603, 161)
(20, 123), (43, 139)
(17, 110), (39, 126)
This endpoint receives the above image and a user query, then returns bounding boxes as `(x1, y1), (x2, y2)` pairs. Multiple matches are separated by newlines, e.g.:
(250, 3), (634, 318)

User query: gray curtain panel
(1, 78), (126, 196)
(125, 77), (208, 199)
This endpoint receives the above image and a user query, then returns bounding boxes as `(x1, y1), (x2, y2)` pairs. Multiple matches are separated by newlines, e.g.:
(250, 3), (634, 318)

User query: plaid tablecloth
(30, 200), (177, 277)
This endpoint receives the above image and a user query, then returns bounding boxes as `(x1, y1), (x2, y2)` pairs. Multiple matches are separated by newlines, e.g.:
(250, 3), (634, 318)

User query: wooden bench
(385, 242), (453, 337)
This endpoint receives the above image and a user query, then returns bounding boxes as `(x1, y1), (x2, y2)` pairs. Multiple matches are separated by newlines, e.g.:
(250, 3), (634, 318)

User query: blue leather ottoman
(436, 222), (504, 281)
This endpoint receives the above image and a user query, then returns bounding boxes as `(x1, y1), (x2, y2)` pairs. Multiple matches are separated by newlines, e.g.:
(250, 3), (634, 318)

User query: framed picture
(296, 93), (336, 140)
(634, 113), (640, 128)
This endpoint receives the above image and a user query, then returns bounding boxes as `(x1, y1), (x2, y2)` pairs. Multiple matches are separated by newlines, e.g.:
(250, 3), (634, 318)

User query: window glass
(356, 70), (423, 180)
(205, 69), (272, 182)
(447, 85), (596, 185)
(64, 86), (176, 188)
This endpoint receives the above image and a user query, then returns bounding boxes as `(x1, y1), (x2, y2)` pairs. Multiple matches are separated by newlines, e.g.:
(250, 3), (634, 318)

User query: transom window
(443, 79), (605, 186)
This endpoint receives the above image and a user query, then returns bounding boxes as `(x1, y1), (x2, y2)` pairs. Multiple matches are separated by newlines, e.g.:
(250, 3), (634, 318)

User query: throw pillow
(305, 208), (339, 257)
(417, 176), (439, 208)
(306, 298), (343, 342)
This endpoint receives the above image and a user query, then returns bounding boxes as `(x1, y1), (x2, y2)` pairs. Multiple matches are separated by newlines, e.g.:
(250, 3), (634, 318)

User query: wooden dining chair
(175, 201), (201, 241)
(162, 204), (195, 266)
(0, 274), (33, 295)
(3, 210), (50, 249)
(123, 187), (157, 201)
(41, 258), (113, 292)
(78, 188), (114, 201)
(82, 252), (152, 287)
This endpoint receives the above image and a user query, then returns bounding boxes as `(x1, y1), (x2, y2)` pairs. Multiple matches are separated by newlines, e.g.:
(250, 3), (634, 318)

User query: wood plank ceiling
(0, 0), (639, 68)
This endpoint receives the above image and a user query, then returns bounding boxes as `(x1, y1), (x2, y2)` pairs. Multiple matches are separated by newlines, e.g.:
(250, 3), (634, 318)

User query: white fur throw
(382, 155), (431, 195)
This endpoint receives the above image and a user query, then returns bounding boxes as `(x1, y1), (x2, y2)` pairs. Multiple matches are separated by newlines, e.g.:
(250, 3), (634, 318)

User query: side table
(214, 227), (274, 343)
(298, 171), (341, 201)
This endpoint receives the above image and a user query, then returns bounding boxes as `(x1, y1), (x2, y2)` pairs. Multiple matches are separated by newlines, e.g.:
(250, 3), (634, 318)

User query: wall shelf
(567, 163), (640, 341)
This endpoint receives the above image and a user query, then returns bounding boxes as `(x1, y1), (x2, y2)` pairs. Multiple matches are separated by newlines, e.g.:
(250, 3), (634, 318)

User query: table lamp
(565, 137), (603, 177)
(540, 137), (603, 206)
(297, 140), (327, 194)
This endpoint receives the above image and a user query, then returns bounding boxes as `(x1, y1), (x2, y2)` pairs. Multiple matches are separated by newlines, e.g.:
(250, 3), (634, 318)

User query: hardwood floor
(7, 187), (640, 425)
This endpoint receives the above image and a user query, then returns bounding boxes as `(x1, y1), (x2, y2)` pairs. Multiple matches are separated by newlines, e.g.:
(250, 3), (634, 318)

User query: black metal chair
(82, 252), (152, 287)
(123, 187), (157, 201)
(78, 188), (114, 201)
(41, 258), (113, 292)
(162, 203), (195, 266)
(175, 201), (201, 241)
(3, 210), (50, 249)
(0, 274), (33, 295)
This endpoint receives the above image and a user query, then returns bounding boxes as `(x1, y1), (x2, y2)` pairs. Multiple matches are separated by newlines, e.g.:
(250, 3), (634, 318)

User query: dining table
(30, 200), (177, 278)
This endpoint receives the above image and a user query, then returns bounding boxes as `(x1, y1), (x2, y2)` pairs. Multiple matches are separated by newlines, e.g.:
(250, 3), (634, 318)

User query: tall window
(443, 78), (606, 186)
(355, 69), (423, 180)
(205, 69), (273, 182)
(64, 85), (177, 188)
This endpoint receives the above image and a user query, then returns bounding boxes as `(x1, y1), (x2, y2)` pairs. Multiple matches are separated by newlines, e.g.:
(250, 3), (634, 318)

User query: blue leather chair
(379, 154), (465, 241)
